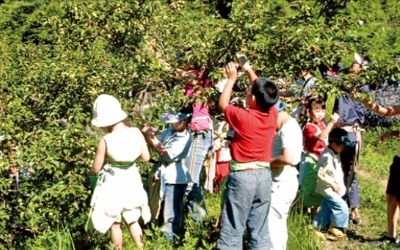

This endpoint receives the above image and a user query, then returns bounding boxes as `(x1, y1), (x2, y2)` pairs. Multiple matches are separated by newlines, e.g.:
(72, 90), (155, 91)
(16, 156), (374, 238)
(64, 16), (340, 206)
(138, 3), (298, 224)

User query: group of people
(86, 51), (400, 250)
(87, 68), (214, 248)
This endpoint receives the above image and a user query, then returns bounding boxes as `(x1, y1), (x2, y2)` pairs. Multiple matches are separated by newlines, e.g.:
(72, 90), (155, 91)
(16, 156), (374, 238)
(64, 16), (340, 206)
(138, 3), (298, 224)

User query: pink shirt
(184, 70), (212, 131)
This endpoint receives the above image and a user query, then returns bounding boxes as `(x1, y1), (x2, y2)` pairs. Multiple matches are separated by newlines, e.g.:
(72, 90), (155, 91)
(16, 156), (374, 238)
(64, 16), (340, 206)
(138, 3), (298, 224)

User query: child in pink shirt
(183, 69), (213, 222)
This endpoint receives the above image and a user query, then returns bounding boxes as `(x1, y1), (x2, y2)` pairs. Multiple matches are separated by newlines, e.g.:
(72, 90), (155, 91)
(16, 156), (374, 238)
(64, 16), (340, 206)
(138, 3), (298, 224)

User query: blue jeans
(217, 168), (272, 250)
(343, 176), (361, 208)
(313, 193), (349, 229)
(184, 130), (213, 221)
(162, 184), (187, 241)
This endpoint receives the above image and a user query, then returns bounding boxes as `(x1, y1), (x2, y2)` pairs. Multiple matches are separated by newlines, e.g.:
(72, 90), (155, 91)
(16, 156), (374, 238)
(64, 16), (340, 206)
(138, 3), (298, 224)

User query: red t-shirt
(224, 105), (278, 163)
(303, 122), (327, 156)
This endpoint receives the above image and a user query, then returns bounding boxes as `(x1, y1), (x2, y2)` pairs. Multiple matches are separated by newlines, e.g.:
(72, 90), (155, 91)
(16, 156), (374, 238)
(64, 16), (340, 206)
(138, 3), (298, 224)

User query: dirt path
(357, 167), (388, 190)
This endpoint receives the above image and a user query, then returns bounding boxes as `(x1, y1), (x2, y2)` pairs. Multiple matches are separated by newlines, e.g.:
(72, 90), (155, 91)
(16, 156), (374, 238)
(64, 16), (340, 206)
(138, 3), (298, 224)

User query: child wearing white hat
(89, 94), (151, 249)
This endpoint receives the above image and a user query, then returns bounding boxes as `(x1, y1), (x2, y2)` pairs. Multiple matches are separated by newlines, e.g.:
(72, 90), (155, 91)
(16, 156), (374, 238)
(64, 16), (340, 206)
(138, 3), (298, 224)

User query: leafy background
(1, 0), (400, 249)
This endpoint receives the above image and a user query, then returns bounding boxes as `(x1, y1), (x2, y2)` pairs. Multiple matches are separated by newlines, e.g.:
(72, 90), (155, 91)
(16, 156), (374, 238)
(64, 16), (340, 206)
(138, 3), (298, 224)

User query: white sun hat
(91, 94), (128, 127)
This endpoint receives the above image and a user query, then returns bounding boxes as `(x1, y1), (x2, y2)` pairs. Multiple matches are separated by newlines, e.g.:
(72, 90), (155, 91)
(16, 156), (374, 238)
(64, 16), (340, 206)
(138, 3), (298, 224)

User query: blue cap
(274, 100), (286, 112)
(160, 111), (192, 123)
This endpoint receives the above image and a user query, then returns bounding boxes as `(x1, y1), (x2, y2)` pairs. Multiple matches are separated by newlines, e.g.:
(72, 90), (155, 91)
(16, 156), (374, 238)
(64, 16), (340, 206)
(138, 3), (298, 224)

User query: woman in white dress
(90, 94), (151, 249)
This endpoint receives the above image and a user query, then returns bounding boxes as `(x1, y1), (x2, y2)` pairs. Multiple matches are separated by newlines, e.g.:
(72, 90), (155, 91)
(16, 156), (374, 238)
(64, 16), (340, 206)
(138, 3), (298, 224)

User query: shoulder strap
(101, 137), (108, 162)
(299, 77), (314, 97)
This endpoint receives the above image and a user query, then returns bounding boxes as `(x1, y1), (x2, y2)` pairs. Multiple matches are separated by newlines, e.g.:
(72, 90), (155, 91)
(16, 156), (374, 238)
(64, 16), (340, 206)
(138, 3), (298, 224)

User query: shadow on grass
(346, 228), (369, 243)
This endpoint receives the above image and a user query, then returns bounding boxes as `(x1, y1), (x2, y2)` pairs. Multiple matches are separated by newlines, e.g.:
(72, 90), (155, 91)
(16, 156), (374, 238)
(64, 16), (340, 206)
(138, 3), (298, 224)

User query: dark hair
(307, 97), (326, 110)
(328, 128), (348, 144)
(251, 77), (279, 112)
(178, 107), (193, 124)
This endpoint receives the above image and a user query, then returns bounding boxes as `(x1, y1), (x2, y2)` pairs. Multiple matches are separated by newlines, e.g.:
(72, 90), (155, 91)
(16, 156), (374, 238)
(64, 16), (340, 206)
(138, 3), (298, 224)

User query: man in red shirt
(217, 57), (279, 250)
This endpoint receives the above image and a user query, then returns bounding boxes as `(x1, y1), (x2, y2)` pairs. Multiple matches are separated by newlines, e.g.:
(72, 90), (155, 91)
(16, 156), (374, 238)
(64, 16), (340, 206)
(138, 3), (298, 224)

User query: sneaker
(328, 227), (346, 238)
(368, 234), (399, 247)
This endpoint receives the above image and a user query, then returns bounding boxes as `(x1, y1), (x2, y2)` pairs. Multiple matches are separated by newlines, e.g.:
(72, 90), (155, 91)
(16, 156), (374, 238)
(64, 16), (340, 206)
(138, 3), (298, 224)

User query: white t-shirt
(272, 118), (303, 181)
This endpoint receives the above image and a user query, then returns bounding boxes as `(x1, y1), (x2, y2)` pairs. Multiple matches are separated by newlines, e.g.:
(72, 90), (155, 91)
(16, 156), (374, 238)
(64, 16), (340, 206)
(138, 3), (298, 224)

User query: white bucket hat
(91, 94), (128, 127)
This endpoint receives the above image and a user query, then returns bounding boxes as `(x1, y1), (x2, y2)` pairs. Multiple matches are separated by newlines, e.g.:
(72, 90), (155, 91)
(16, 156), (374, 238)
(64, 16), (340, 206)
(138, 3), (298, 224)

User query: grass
(287, 202), (322, 250)
(25, 227), (76, 250)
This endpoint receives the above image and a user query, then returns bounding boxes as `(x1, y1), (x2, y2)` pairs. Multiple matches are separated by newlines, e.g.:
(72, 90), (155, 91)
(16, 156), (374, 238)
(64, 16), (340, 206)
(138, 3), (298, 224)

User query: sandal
(328, 226), (346, 238)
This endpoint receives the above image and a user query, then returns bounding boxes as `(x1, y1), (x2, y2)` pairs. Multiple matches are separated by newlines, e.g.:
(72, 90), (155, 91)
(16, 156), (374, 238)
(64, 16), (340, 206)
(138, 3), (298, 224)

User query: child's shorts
(386, 156), (400, 202)
(115, 207), (141, 225)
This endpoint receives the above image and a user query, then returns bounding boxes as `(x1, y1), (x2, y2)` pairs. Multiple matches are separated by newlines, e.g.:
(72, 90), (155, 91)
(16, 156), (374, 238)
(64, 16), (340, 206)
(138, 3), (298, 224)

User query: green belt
(89, 162), (135, 189)
(108, 161), (135, 169)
